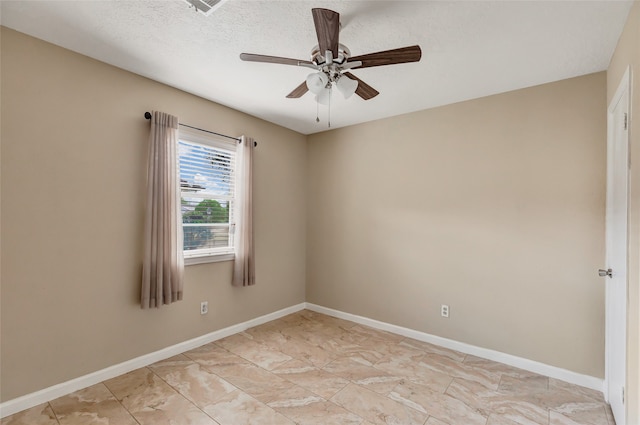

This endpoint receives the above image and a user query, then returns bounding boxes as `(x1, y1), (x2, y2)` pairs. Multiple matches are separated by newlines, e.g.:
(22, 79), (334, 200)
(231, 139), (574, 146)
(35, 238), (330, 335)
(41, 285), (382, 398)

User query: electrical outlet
(200, 301), (208, 315)
(441, 304), (449, 318)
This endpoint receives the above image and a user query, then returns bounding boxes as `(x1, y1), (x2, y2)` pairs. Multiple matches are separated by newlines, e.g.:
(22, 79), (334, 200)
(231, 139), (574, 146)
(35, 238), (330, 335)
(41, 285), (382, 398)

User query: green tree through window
(183, 199), (229, 224)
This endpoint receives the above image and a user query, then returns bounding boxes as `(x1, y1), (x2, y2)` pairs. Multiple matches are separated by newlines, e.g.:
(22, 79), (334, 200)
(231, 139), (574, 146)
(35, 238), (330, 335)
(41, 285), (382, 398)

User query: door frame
(604, 65), (631, 422)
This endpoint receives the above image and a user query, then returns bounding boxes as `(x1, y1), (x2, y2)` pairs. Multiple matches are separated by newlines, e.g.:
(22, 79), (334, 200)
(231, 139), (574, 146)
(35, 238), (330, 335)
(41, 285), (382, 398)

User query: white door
(605, 67), (630, 425)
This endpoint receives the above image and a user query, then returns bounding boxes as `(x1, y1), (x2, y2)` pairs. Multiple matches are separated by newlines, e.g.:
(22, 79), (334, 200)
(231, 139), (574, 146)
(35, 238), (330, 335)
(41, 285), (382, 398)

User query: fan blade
(344, 72), (379, 100)
(286, 81), (309, 98)
(312, 8), (340, 59)
(349, 45), (422, 69)
(240, 53), (313, 67)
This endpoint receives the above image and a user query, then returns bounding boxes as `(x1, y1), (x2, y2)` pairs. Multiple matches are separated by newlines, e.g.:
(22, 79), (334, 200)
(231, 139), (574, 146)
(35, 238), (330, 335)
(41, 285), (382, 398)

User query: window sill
(184, 253), (235, 266)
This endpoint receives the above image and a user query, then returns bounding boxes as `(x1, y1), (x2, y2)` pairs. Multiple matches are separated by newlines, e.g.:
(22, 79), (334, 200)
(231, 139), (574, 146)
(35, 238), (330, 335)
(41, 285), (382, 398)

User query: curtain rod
(144, 112), (256, 146)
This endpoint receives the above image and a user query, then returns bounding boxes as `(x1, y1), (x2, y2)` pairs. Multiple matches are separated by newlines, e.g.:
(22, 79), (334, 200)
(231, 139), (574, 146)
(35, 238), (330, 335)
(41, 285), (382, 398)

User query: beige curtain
(232, 136), (255, 287)
(141, 111), (184, 308)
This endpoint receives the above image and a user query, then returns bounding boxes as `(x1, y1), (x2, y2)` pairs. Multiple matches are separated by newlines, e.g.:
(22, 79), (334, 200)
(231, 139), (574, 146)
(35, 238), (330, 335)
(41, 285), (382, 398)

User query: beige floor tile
(280, 338), (337, 368)
(498, 374), (549, 394)
(550, 403), (610, 425)
(271, 397), (363, 425)
(183, 343), (250, 370)
(149, 355), (237, 408)
(464, 355), (536, 377)
(548, 379), (606, 404)
(549, 411), (592, 425)
(373, 339), (427, 363)
(515, 385), (607, 413)
(215, 333), (292, 370)
(297, 310), (358, 329)
(401, 339), (467, 363)
(261, 381), (362, 424)
(104, 368), (175, 409)
(104, 368), (218, 425)
(241, 326), (289, 346)
(262, 384), (324, 406)
(321, 339), (386, 365)
(48, 383), (137, 425)
(280, 323), (346, 346)
(374, 354), (453, 393)
(203, 390), (294, 425)
(331, 383), (428, 425)
(323, 356), (402, 394)
(425, 417), (453, 425)
(487, 411), (549, 425)
(325, 327), (376, 348)
(248, 329), (337, 368)
(494, 375), (606, 425)
(272, 359), (350, 398)
(420, 352), (501, 389)
(604, 405), (615, 425)
(127, 400), (219, 425)
(267, 312), (313, 328)
(444, 378), (495, 416)
(347, 325), (405, 343)
(447, 377), (549, 424)
(391, 380), (488, 425)
(210, 361), (297, 403)
(488, 409), (549, 425)
(0, 403), (59, 425)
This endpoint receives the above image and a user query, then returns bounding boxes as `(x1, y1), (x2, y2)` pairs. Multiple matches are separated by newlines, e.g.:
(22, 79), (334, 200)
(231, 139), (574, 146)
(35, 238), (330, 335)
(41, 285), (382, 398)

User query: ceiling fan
(240, 8), (422, 103)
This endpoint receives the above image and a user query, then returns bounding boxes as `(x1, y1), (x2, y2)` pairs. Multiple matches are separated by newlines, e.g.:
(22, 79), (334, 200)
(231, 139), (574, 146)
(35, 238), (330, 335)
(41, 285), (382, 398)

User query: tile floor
(1, 310), (615, 425)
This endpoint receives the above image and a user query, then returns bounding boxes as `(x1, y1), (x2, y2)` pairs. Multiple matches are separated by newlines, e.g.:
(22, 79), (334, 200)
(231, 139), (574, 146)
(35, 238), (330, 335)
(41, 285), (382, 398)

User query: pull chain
(313, 87), (331, 127)
(328, 87), (331, 128)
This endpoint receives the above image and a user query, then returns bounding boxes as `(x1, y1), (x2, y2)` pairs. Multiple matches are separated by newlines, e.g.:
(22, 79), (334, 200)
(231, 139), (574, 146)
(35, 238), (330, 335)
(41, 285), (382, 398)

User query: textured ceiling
(1, 0), (634, 134)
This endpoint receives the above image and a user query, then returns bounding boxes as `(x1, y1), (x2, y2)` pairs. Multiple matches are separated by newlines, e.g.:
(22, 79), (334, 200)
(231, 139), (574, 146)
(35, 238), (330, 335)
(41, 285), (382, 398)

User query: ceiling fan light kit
(306, 72), (329, 95)
(336, 75), (358, 99)
(315, 88), (332, 106)
(240, 7), (422, 124)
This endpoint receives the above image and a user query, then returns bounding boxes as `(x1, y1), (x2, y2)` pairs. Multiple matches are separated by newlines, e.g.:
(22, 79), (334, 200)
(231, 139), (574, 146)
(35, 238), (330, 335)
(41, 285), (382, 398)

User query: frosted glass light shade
(336, 76), (358, 99)
(306, 72), (329, 95)
(315, 87), (331, 105)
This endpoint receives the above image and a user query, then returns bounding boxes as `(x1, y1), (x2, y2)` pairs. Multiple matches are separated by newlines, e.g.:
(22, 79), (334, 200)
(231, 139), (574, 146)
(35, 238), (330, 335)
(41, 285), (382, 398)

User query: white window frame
(178, 127), (238, 265)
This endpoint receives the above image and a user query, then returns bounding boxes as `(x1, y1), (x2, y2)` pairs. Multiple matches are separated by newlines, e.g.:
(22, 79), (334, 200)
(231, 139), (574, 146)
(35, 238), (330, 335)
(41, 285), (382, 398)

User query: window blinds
(178, 139), (236, 254)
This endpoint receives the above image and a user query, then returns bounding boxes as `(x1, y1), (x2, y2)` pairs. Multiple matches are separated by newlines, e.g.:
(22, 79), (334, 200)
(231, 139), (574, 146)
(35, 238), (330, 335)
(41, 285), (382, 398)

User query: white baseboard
(305, 303), (604, 393)
(0, 303), (306, 419)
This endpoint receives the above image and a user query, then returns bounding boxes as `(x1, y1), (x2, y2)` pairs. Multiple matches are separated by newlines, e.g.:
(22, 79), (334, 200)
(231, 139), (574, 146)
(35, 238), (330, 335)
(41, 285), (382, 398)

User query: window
(178, 128), (237, 264)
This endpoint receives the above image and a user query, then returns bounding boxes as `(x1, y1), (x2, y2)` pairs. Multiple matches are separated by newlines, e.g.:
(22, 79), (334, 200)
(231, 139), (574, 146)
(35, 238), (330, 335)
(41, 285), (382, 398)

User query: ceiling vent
(183, 0), (228, 16)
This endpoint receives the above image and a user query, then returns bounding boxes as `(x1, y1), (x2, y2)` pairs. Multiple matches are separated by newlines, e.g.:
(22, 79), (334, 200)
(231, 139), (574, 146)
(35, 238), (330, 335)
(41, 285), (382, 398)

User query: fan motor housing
(311, 44), (351, 65)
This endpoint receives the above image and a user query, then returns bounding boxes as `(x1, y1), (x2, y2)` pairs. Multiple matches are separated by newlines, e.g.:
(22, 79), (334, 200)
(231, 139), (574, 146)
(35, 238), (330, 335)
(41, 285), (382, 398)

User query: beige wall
(307, 73), (607, 378)
(0, 28), (307, 401)
(607, 1), (640, 423)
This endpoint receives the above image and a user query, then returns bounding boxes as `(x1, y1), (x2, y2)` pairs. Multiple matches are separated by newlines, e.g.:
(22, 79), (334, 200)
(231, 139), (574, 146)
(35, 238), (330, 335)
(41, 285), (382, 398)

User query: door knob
(598, 268), (613, 278)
